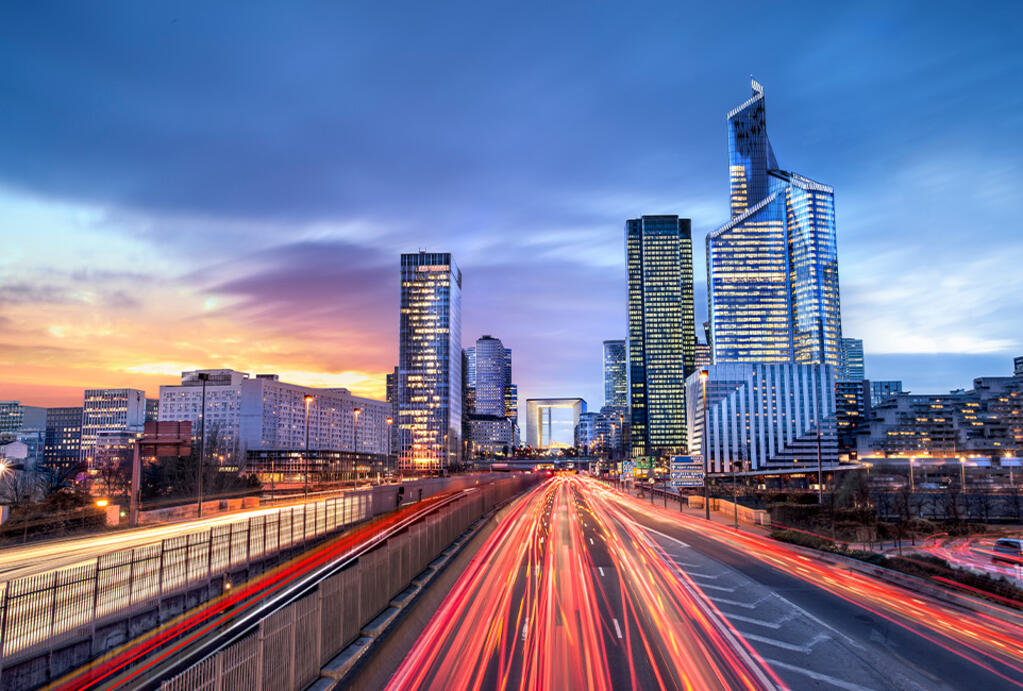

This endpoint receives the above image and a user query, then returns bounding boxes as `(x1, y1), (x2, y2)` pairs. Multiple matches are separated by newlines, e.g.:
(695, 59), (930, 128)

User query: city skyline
(2, 3), (1022, 411)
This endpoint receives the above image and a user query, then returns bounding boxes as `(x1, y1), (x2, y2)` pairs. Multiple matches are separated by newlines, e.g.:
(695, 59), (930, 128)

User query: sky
(1, 1), (1021, 415)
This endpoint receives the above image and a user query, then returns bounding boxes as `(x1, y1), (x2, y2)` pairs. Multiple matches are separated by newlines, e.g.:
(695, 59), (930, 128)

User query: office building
(870, 380), (903, 407)
(465, 415), (515, 458)
(686, 363), (838, 473)
(398, 252), (463, 471)
(386, 366), (399, 455)
(159, 370), (389, 464)
(839, 338), (865, 382)
(45, 406), (83, 469)
(694, 342), (712, 370)
(504, 348), (518, 424)
(575, 412), (601, 453)
(707, 79), (842, 367)
(603, 340), (628, 408)
(0, 401), (46, 434)
(834, 380), (871, 459)
(1015, 356), (1023, 377)
(81, 389), (146, 467)
(473, 336), (507, 416)
(145, 398), (160, 422)
(626, 215), (696, 459)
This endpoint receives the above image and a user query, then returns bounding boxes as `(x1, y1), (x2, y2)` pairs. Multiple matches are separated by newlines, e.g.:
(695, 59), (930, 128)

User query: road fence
(158, 477), (531, 691)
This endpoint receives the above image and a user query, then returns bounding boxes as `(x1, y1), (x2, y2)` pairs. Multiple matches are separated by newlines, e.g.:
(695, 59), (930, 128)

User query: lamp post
(353, 407), (362, 489)
(700, 369), (709, 520)
(304, 395), (313, 502)
(196, 372), (209, 518)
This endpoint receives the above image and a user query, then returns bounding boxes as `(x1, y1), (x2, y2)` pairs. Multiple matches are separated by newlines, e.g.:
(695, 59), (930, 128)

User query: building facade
(81, 389), (146, 467)
(158, 370), (390, 465)
(45, 406), (83, 469)
(686, 363), (838, 473)
(1015, 356), (1023, 377)
(0, 401), (46, 434)
(870, 380), (903, 407)
(857, 370), (1022, 459)
(603, 340), (628, 408)
(626, 215), (695, 459)
(473, 335), (507, 416)
(707, 79), (842, 367)
(839, 338), (865, 382)
(834, 380), (871, 459)
(398, 252), (462, 471)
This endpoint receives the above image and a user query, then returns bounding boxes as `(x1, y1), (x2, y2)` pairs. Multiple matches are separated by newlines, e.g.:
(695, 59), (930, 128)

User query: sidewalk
(626, 485), (774, 537)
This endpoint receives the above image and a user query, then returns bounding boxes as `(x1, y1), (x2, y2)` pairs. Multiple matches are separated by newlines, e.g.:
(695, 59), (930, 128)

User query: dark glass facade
(626, 215), (695, 459)
(709, 79), (843, 367)
(398, 252), (462, 471)
(44, 406), (83, 469)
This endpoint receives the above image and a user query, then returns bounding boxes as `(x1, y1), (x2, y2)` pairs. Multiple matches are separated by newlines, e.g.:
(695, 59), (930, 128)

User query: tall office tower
(626, 216), (695, 459)
(474, 336), (507, 416)
(45, 406), (83, 469)
(398, 252), (462, 471)
(503, 348), (517, 424)
(463, 346), (476, 389)
(708, 79), (842, 366)
(80, 389), (146, 467)
(603, 340), (628, 408)
(839, 338), (865, 381)
(386, 365), (399, 453)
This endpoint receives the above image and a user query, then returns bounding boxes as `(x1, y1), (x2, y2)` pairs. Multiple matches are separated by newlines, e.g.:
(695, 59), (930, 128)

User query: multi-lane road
(389, 474), (1023, 690)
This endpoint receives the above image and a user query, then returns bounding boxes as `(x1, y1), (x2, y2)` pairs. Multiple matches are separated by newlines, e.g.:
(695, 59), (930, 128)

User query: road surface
(390, 475), (1023, 690)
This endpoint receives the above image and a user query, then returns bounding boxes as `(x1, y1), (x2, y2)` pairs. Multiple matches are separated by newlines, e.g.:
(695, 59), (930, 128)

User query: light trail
(388, 475), (779, 691)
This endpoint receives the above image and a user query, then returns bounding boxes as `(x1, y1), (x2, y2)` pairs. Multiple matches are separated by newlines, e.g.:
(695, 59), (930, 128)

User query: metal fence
(0, 491), (372, 671)
(159, 477), (531, 691)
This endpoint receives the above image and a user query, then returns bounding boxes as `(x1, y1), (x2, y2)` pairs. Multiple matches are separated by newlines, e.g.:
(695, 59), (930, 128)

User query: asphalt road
(388, 475), (1023, 690)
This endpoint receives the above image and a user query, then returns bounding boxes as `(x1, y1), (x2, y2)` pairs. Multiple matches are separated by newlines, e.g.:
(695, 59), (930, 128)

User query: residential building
(686, 363), (838, 473)
(603, 340), (628, 408)
(857, 368), (1022, 458)
(626, 215), (696, 459)
(870, 380), (903, 407)
(81, 389), (146, 467)
(45, 406), (83, 469)
(158, 370), (390, 464)
(707, 79), (842, 367)
(839, 338), (865, 382)
(398, 252), (463, 471)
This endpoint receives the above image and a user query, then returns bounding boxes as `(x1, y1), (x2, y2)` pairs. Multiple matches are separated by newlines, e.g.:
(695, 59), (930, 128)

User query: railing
(158, 479), (530, 691)
(0, 492), (372, 674)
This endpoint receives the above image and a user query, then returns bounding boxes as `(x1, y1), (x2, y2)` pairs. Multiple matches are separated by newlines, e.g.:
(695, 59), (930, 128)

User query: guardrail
(157, 477), (533, 691)
(0, 474), (502, 687)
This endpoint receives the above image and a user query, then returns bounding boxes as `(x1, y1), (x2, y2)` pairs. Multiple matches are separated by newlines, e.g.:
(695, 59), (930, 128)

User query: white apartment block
(158, 370), (390, 465)
(81, 388), (146, 466)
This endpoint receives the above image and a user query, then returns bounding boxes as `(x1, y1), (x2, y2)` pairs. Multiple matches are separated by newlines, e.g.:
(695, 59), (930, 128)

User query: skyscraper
(708, 79), (843, 367)
(602, 339), (628, 408)
(474, 335), (507, 416)
(626, 215), (695, 458)
(398, 252), (462, 471)
(839, 338), (865, 381)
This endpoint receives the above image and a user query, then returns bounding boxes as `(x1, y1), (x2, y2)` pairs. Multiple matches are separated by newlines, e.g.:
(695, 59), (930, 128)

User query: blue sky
(0, 1), (1021, 411)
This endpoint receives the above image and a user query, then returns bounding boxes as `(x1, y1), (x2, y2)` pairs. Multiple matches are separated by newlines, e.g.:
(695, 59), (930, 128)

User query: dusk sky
(1, 2), (1021, 412)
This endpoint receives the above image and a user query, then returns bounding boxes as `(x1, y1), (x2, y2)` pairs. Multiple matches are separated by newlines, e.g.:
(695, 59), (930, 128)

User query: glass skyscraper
(473, 335), (507, 416)
(603, 339), (628, 408)
(626, 216), (695, 459)
(708, 79), (843, 367)
(839, 338), (865, 381)
(398, 252), (462, 471)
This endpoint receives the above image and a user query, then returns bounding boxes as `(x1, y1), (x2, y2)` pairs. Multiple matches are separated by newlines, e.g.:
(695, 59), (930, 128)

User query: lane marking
(685, 571), (720, 580)
(694, 583), (735, 593)
(522, 618), (529, 640)
(724, 611), (796, 630)
(612, 618), (623, 639)
(704, 595), (768, 609)
(763, 658), (877, 691)
(598, 567), (605, 577)
(769, 593), (865, 651)
(589, 538), (594, 545)
(742, 632), (830, 654)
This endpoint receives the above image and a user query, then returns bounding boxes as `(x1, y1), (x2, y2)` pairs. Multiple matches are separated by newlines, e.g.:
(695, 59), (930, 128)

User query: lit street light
(353, 407), (362, 489)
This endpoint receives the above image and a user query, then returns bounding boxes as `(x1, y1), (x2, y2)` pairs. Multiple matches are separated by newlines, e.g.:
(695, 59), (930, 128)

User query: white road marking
(598, 567), (605, 577)
(612, 618), (623, 639)
(704, 595), (769, 609)
(522, 617), (529, 640)
(763, 658), (877, 691)
(724, 611), (796, 630)
(685, 571), (720, 580)
(589, 538), (594, 545)
(741, 632), (830, 654)
(694, 583), (735, 593)
(769, 592), (865, 651)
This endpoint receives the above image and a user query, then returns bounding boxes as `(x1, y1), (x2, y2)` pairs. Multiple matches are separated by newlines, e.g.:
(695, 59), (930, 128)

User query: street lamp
(386, 416), (393, 479)
(353, 407), (362, 489)
(196, 372), (209, 517)
(304, 395), (314, 502)
(700, 369), (710, 520)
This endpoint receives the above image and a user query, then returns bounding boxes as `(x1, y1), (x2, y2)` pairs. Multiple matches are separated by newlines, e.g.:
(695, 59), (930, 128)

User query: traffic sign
(669, 455), (705, 489)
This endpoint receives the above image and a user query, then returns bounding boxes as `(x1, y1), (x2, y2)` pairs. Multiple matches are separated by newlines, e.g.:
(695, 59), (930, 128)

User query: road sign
(669, 455), (704, 489)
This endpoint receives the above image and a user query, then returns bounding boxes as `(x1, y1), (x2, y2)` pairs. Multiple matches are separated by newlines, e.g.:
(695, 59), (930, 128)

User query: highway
(915, 533), (1023, 582)
(389, 475), (1023, 690)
